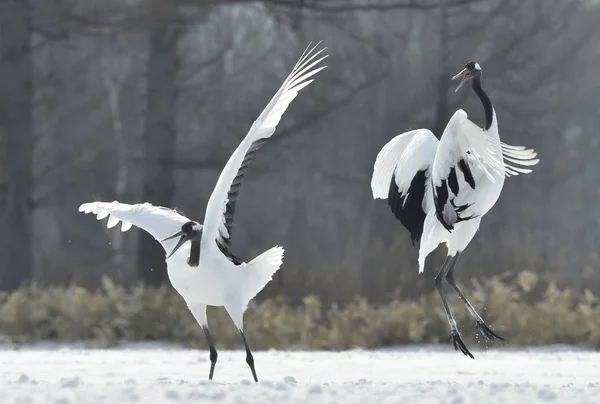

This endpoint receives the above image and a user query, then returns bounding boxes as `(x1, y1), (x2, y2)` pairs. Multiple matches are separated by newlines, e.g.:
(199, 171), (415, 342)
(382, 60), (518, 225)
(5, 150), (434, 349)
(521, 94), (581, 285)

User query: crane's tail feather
(79, 201), (133, 232)
(241, 246), (284, 305)
(418, 210), (446, 273)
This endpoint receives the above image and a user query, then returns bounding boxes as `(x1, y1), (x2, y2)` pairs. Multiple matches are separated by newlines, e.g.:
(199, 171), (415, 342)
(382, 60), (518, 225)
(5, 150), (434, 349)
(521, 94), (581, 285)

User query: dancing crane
(79, 44), (327, 381)
(371, 61), (539, 358)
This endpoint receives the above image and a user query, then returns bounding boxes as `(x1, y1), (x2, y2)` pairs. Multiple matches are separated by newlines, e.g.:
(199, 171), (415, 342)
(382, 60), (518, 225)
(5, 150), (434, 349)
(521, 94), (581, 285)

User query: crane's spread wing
(78, 201), (191, 253)
(202, 43), (328, 263)
(434, 110), (504, 183)
(459, 117), (540, 177)
(371, 129), (439, 245)
(495, 141), (540, 177)
(431, 109), (505, 231)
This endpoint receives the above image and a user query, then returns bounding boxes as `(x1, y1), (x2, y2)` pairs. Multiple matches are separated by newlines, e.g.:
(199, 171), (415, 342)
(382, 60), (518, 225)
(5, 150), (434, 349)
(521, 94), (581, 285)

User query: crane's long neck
(187, 239), (200, 267)
(471, 77), (494, 131)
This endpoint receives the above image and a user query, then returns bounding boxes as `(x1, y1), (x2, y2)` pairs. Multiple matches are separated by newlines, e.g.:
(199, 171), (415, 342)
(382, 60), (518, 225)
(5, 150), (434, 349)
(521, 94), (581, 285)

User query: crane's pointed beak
(162, 230), (187, 259)
(161, 230), (184, 242)
(452, 68), (469, 92)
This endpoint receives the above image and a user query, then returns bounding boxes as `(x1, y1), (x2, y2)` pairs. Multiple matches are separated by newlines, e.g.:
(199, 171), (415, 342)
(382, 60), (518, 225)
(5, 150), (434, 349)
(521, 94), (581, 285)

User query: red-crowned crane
(80, 44), (327, 381)
(371, 61), (539, 358)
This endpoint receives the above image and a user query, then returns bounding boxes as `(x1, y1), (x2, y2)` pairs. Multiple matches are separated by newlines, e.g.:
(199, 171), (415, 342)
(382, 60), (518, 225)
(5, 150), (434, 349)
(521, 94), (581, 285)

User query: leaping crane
(371, 61), (539, 358)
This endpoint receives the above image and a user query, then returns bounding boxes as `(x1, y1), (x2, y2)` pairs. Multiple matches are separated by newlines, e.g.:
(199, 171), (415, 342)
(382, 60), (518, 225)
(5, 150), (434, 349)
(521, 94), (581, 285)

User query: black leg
(445, 255), (505, 342)
(202, 326), (218, 380)
(239, 330), (258, 382)
(435, 254), (474, 359)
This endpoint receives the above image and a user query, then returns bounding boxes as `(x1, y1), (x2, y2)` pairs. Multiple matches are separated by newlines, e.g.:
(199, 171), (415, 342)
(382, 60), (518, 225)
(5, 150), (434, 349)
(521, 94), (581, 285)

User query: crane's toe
(476, 320), (505, 342)
(450, 331), (474, 359)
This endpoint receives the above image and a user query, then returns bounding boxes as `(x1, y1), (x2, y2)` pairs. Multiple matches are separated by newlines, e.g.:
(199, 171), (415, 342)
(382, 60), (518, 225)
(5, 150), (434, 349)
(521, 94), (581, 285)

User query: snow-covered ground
(1, 345), (599, 403)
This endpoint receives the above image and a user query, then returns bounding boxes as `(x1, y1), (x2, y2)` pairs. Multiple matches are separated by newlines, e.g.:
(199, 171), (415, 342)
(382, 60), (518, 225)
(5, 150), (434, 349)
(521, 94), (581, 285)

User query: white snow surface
(1, 344), (600, 403)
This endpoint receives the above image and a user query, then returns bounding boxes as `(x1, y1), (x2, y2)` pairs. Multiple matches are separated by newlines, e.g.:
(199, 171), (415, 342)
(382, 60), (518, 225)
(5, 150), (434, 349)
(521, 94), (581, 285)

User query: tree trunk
(102, 34), (132, 276)
(433, 5), (450, 137)
(0, 0), (33, 290)
(138, 10), (180, 285)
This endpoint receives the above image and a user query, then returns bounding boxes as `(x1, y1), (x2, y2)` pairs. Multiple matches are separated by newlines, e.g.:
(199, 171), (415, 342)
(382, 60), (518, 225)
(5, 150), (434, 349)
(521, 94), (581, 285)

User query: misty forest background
(1, 0), (600, 313)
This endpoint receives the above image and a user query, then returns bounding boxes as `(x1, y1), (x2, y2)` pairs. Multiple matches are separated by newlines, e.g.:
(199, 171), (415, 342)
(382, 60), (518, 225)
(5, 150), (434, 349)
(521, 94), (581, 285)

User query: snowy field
(1, 345), (599, 404)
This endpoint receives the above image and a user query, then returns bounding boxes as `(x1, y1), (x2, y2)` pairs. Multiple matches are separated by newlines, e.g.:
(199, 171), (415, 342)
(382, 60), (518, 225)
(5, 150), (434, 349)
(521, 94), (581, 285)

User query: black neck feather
(188, 239), (200, 267)
(471, 76), (494, 131)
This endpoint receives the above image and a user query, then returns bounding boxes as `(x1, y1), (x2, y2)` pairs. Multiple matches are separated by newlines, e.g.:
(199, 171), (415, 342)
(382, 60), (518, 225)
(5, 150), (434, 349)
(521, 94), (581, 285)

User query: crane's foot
(476, 320), (505, 342)
(246, 352), (258, 383)
(450, 331), (474, 359)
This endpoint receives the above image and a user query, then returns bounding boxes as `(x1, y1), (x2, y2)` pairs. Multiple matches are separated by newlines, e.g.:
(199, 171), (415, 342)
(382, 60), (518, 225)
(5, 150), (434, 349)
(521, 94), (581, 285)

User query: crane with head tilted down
(80, 44), (327, 382)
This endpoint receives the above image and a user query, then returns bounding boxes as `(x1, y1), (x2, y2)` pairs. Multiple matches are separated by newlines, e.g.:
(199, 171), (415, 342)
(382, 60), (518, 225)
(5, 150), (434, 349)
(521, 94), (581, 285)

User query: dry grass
(1, 272), (599, 349)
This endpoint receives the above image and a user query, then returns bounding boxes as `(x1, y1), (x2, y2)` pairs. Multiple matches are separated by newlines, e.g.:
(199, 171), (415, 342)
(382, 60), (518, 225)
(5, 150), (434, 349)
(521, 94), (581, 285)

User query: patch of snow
(0, 346), (599, 403)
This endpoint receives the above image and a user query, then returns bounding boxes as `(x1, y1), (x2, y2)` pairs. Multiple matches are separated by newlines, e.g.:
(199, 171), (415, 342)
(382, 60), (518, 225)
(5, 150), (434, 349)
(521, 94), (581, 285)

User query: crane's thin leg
(445, 253), (504, 342)
(189, 305), (218, 380)
(202, 326), (218, 380)
(435, 255), (473, 359)
(239, 330), (258, 382)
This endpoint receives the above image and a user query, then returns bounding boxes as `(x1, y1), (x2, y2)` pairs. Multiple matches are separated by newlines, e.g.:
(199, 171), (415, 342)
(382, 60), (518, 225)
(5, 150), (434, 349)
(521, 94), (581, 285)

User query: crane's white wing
(78, 201), (191, 253)
(495, 142), (540, 177)
(433, 110), (504, 184)
(201, 43), (328, 262)
(431, 109), (505, 231)
(371, 129), (439, 245)
(459, 116), (540, 177)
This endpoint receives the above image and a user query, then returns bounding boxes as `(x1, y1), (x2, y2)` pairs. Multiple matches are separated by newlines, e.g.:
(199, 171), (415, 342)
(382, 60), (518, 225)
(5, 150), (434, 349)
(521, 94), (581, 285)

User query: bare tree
(136, 1), (183, 285)
(101, 32), (133, 270)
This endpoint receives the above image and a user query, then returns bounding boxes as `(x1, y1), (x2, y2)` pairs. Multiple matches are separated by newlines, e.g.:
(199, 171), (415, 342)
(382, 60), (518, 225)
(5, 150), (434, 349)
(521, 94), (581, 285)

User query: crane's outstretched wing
(371, 129), (439, 245)
(495, 141), (540, 177)
(459, 117), (540, 177)
(78, 201), (191, 253)
(430, 109), (505, 231)
(201, 43), (328, 263)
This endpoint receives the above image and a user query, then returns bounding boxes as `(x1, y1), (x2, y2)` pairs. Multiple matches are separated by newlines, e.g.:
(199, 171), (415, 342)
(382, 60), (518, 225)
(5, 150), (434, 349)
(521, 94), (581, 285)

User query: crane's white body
(372, 108), (538, 272)
(79, 44), (327, 332)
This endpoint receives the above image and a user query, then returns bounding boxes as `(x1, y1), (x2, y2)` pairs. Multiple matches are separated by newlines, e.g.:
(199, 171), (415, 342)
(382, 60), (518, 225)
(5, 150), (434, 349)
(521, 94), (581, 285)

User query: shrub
(1, 271), (599, 349)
